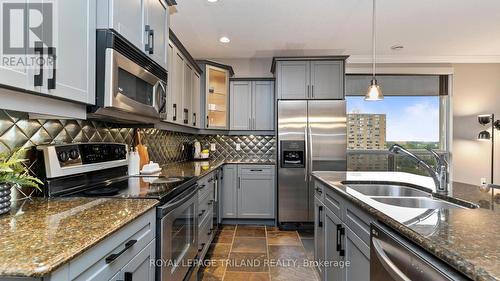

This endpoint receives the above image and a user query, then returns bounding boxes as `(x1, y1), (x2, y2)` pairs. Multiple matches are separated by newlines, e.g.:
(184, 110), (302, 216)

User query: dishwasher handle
(372, 237), (411, 281)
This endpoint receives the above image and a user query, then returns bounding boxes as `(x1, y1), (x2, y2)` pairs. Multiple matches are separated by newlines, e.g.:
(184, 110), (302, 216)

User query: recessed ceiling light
(219, 36), (230, 43)
(207, 0), (218, 2)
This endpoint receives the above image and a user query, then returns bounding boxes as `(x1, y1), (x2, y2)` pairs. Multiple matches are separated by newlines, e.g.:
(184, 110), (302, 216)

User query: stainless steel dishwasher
(370, 222), (471, 281)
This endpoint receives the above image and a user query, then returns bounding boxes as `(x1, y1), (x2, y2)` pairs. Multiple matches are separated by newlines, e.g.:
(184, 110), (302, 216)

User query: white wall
(452, 64), (500, 185)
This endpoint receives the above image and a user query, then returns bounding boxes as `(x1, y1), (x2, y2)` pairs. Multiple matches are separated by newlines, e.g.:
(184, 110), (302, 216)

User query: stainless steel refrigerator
(277, 100), (346, 226)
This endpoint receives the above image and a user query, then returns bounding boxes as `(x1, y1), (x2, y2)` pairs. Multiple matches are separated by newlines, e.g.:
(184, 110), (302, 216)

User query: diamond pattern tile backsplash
(0, 110), (276, 165)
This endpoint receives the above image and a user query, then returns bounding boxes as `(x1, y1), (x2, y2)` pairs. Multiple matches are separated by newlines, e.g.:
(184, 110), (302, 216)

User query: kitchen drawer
(324, 186), (344, 220)
(198, 191), (214, 226)
(198, 175), (214, 202)
(69, 208), (156, 281)
(238, 165), (275, 176)
(198, 209), (214, 254)
(314, 180), (326, 201)
(344, 201), (374, 245)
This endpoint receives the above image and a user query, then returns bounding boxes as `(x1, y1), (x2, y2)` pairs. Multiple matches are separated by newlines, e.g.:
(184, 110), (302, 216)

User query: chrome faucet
(389, 144), (449, 194)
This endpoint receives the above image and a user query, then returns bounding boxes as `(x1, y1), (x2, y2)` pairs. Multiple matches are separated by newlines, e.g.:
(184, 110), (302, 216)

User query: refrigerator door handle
(308, 125), (313, 182)
(304, 126), (308, 182)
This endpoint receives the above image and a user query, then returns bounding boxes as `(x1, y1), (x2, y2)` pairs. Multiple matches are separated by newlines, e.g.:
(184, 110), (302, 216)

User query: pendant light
(365, 0), (384, 101)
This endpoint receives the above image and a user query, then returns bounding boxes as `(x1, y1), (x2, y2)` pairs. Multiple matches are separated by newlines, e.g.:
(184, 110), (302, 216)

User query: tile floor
(199, 225), (319, 281)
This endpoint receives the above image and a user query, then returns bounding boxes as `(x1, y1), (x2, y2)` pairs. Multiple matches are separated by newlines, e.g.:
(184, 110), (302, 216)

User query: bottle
(128, 148), (140, 176)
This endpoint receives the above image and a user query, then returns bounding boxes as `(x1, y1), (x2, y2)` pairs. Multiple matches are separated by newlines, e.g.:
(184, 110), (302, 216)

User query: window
(345, 74), (450, 175)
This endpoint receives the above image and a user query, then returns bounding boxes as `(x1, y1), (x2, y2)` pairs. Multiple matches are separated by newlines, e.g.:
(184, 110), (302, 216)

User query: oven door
(104, 49), (166, 119)
(158, 185), (198, 281)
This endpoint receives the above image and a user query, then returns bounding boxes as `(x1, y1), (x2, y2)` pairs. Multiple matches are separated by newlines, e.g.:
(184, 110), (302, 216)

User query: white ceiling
(170, 0), (500, 63)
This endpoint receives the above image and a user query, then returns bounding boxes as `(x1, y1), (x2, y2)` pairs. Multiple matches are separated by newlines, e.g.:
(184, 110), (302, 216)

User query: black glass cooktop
(65, 175), (196, 204)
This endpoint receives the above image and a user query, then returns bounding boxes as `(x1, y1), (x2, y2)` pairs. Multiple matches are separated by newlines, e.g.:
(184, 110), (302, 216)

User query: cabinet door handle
(105, 239), (137, 264)
(184, 108), (189, 124)
(336, 224), (345, 257)
(34, 41), (44, 87)
(173, 104), (177, 121)
(318, 205), (323, 227)
(206, 116), (209, 128)
(145, 25), (154, 54)
(193, 113), (197, 126)
(248, 117), (251, 130)
(315, 187), (323, 194)
(250, 169), (263, 172)
(47, 47), (56, 89)
(208, 200), (214, 205)
(311, 85), (314, 98)
(208, 178), (214, 182)
(124, 272), (133, 281)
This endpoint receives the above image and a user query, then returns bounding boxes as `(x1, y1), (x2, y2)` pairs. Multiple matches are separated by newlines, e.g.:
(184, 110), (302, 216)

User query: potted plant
(0, 149), (43, 215)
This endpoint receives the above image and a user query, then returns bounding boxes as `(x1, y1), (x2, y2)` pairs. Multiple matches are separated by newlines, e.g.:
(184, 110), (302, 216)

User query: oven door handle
(158, 185), (198, 216)
(372, 237), (411, 281)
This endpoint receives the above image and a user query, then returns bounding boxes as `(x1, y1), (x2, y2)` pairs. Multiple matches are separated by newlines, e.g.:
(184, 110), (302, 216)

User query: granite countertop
(0, 197), (158, 277)
(160, 159), (276, 179)
(312, 171), (500, 281)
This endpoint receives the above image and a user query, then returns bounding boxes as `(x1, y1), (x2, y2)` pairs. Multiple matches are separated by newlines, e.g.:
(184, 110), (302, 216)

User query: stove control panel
(39, 143), (128, 178)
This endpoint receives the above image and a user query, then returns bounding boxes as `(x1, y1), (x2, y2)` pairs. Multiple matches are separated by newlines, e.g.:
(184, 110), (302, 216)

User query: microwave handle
(153, 80), (167, 114)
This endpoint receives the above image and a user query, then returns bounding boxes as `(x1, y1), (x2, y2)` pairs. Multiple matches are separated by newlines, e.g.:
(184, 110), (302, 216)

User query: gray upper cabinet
(276, 61), (310, 99)
(230, 80), (275, 131)
(230, 81), (252, 130)
(274, 58), (346, 100)
(253, 81), (275, 130)
(192, 72), (201, 127)
(310, 61), (344, 99)
(165, 36), (202, 128)
(0, 0), (96, 105)
(97, 0), (169, 71)
(221, 165), (238, 219)
(145, 0), (168, 68)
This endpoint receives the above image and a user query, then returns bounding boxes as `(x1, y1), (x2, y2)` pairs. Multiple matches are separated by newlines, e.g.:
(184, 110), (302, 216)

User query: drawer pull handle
(105, 239), (137, 264)
(208, 178), (214, 182)
(208, 200), (214, 205)
(198, 209), (206, 217)
(315, 187), (323, 194)
(250, 169), (263, 172)
(198, 243), (206, 252)
(124, 272), (133, 281)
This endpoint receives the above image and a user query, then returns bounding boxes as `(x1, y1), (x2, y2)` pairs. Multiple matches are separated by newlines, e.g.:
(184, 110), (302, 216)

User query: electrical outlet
(235, 143), (241, 151)
(480, 177), (487, 186)
(210, 143), (216, 151)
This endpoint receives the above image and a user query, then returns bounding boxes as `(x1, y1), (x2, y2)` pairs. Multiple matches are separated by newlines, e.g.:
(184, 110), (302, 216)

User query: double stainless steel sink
(345, 183), (469, 209)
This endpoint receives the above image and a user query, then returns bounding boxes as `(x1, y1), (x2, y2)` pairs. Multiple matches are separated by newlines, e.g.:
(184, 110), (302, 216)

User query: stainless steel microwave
(90, 29), (167, 123)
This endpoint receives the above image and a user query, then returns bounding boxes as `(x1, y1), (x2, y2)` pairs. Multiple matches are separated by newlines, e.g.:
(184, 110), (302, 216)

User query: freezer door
(278, 100), (308, 223)
(307, 100), (346, 220)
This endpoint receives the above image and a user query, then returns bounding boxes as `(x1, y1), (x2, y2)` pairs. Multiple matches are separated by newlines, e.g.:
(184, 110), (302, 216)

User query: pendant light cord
(372, 0), (376, 79)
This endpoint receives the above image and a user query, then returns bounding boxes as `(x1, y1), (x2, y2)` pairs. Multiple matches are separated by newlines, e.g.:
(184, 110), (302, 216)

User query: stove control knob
(69, 149), (79, 160)
(58, 151), (69, 162)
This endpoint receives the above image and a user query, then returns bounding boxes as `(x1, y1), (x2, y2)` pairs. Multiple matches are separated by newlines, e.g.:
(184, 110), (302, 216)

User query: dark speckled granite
(160, 159), (276, 179)
(312, 171), (500, 281)
(0, 197), (157, 277)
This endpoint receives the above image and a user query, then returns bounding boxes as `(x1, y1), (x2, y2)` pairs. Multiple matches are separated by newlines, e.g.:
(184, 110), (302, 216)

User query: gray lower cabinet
(221, 164), (275, 220)
(237, 166), (275, 219)
(314, 179), (372, 281)
(314, 197), (325, 276)
(222, 165), (238, 218)
(343, 226), (369, 281)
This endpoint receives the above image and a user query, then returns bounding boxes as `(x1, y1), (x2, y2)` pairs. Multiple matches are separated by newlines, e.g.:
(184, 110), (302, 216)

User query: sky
(346, 96), (440, 142)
